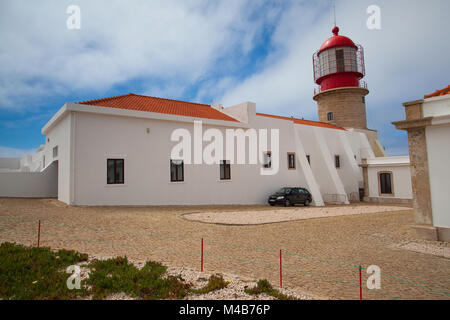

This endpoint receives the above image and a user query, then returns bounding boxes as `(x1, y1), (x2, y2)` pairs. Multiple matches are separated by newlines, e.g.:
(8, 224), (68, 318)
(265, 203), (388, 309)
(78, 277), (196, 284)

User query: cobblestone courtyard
(0, 198), (448, 300)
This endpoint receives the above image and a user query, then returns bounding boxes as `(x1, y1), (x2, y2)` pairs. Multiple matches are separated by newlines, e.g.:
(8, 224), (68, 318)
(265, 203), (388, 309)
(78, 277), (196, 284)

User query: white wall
(70, 111), (318, 205)
(42, 113), (72, 203)
(426, 124), (450, 228)
(0, 158), (20, 170)
(0, 161), (58, 197)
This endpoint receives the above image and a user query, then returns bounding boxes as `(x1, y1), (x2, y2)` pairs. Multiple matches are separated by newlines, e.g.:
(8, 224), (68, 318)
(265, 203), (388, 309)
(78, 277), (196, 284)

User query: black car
(268, 187), (312, 207)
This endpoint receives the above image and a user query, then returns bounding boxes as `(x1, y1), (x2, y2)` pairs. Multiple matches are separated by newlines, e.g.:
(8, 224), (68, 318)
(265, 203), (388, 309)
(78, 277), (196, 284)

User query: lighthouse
(313, 26), (386, 157)
(313, 26), (368, 129)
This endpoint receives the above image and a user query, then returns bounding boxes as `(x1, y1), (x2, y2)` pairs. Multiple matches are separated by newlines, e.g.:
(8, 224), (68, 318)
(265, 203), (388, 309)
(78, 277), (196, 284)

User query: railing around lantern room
(314, 80), (368, 95)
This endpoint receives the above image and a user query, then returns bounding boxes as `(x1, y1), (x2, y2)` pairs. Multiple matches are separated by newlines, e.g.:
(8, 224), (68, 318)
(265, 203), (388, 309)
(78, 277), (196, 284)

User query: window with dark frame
(287, 153), (296, 169)
(335, 155), (340, 168)
(220, 160), (231, 180)
(263, 151), (272, 168)
(107, 159), (124, 184)
(170, 159), (184, 182)
(379, 172), (392, 194)
(327, 112), (334, 121)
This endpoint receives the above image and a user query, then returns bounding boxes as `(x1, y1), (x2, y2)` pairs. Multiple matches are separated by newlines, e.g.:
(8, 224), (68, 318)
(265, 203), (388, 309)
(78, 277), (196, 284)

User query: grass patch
(87, 257), (190, 300)
(244, 279), (295, 300)
(190, 274), (228, 294)
(0, 242), (89, 300)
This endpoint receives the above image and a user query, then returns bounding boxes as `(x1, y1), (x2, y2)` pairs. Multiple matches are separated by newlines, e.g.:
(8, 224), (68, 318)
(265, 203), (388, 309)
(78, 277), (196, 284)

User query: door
(297, 188), (307, 203)
(289, 188), (299, 204)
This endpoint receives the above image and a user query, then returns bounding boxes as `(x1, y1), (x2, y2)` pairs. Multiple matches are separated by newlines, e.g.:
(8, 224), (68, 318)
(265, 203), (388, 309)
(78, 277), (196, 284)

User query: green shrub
(244, 279), (294, 300)
(87, 257), (190, 300)
(190, 274), (228, 294)
(0, 242), (89, 300)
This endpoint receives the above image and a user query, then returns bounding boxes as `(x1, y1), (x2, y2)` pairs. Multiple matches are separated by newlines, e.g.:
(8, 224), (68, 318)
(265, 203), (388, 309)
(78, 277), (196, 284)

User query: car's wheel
(284, 199), (291, 207)
(304, 199), (311, 207)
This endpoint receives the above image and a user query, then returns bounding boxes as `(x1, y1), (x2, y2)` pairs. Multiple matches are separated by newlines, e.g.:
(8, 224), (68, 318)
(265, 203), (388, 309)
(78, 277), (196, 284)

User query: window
(170, 159), (184, 182)
(53, 146), (58, 158)
(327, 112), (334, 121)
(306, 155), (311, 165)
(362, 96), (365, 104)
(220, 160), (231, 180)
(42, 155), (45, 168)
(107, 159), (124, 184)
(379, 172), (393, 195)
(263, 152), (272, 168)
(335, 155), (340, 168)
(336, 49), (345, 72)
(287, 153), (296, 169)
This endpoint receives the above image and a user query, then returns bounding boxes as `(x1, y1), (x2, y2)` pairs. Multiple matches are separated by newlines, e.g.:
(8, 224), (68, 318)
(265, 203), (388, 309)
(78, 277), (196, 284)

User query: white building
(360, 156), (412, 205)
(0, 93), (382, 206)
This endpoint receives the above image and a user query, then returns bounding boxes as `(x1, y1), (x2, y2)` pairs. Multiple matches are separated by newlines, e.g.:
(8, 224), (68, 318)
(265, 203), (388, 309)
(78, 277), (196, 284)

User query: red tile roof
(256, 113), (346, 131)
(77, 93), (239, 122)
(76, 93), (345, 130)
(424, 85), (450, 99)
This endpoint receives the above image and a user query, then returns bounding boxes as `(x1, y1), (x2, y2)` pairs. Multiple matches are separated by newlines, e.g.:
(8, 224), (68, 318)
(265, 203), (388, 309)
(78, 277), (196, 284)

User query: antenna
(333, 1), (336, 26)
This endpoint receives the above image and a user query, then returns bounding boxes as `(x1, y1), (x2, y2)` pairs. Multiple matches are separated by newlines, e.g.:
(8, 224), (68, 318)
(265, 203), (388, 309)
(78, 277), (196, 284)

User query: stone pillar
(360, 159), (369, 200)
(392, 100), (436, 240)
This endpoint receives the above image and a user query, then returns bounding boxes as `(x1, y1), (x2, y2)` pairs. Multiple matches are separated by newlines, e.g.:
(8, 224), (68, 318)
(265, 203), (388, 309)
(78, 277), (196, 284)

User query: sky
(0, 0), (449, 157)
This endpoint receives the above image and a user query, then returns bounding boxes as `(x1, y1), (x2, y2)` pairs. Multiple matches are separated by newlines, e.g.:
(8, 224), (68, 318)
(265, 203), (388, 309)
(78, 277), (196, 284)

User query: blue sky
(1, 0), (449, 157)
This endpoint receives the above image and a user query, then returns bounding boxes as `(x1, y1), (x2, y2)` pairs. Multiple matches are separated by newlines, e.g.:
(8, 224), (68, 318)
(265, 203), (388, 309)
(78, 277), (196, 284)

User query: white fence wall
(0, 158), (21, 170)
(0, 161), (58, 198)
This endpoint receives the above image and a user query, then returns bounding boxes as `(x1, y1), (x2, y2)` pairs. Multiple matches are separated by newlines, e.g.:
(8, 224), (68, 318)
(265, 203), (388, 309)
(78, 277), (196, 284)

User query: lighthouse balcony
(314, 80), (368, 95)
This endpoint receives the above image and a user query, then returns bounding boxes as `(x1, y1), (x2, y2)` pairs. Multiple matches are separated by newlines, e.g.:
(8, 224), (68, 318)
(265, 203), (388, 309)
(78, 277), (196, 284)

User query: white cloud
(0, 146), (36, 157)
(0, 0), (280, 109)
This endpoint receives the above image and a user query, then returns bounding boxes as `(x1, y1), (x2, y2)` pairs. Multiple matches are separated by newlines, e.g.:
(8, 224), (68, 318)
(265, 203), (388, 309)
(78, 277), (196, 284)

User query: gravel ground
(181, 205), (411, 225)
(0, 198), (449, 300)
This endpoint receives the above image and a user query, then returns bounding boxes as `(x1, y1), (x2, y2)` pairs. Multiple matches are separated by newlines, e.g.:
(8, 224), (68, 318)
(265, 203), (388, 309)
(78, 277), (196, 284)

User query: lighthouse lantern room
(313, 26), (366, 92)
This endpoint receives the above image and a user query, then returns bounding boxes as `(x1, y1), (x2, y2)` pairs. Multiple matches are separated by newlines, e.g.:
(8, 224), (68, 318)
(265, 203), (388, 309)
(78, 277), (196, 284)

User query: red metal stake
(359, 266), (362, 300)
(37, 220), (41, 247)
(201, 238), (204, 272)
(280, 249), (282, 288)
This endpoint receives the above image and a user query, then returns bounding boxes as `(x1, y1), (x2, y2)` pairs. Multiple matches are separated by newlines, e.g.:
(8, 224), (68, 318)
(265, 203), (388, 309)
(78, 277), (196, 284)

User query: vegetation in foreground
(189, 274), (228, 295)
(0, 242), (89, 299)
(87, 257), (190, 300)
(245, 279), (295, 300)
(0, 242), (292, 300)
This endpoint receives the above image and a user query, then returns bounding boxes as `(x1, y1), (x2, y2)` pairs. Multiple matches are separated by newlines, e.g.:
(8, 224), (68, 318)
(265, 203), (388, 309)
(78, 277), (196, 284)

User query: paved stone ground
(0, 198), (449, 300)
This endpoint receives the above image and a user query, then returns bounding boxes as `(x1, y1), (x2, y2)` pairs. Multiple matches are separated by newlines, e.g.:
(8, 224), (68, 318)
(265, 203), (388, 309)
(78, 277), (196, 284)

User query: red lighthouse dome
(313, 26), (366, 92)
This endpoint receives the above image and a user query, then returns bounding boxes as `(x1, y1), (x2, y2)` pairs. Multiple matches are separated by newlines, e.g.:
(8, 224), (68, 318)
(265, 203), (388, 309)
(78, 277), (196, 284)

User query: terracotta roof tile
(256, 113), (346, 131)
(424, 85), (450, 99)
(77, 93), (239, 122)
(76, 93), (346, 130)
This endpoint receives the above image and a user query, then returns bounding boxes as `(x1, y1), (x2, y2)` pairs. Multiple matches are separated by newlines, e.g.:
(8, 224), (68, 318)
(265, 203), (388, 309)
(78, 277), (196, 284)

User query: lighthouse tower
(313, 26), (368, 129)
(313, 26), (386, 156)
